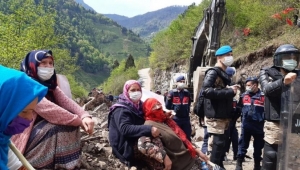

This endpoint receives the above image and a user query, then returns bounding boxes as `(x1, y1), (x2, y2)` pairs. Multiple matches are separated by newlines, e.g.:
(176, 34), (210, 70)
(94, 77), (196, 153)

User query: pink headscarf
(122, 80), (142, 107)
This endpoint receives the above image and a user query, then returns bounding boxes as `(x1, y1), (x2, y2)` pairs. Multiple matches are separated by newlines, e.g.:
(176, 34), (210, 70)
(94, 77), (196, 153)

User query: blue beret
(176, 75), (185, 82)
(225, 67), (235, 76)
(215, 45), (232, 56)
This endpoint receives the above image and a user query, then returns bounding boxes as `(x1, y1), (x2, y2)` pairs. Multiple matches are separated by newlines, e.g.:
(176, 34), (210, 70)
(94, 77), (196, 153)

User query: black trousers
(262, 142), (278, 170)
(209, 133), (226, 167)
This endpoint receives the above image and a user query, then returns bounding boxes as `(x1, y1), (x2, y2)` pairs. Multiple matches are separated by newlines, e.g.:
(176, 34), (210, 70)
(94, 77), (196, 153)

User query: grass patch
(73, 69), (109, 91)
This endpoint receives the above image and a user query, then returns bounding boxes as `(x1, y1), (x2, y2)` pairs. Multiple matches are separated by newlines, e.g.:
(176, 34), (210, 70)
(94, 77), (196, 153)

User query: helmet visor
(274, 53), (300, 70)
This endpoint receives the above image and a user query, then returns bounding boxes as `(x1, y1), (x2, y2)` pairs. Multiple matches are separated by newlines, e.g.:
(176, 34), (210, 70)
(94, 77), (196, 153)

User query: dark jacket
(108, 104), (152, 166)
(239, 89), (265, 133)
(165, 89), (191, 118)
(259, 67), (284, 121)
(202, 67), (235, 118)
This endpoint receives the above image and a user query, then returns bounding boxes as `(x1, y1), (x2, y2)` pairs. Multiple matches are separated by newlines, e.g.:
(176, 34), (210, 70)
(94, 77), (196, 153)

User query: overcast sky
(83, 0), (200, 17)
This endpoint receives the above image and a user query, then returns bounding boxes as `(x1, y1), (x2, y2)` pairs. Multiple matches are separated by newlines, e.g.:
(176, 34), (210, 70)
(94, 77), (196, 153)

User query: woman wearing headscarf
(0, 65), (47, 170)
(11, 50), (94, 169)
(108, 80), (164, 168)
(139, 98), (209, 170)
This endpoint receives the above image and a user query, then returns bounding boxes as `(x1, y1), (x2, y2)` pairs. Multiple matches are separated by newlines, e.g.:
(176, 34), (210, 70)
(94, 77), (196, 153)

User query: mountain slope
(74, 0), (95, 12)
(0, 0), (150, 90)
(104, 6), (188, 39)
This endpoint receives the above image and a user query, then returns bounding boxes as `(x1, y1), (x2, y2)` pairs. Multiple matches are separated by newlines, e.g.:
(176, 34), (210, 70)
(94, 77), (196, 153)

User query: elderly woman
(108, 80), (162, 168)
(139, 98), (209, 170)
(0, 65), (47, 170)
(11, 50), (94, 169)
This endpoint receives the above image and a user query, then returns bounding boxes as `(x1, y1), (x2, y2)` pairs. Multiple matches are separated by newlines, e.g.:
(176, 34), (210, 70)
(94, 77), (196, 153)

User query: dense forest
(0, 0), (150, 96)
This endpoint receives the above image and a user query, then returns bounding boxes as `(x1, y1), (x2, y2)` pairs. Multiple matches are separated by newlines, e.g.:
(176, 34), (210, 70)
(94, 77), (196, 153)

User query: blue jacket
(165, 89), (191, 119)
(240, 89), (265, 133)
(108, 104), (152, 166)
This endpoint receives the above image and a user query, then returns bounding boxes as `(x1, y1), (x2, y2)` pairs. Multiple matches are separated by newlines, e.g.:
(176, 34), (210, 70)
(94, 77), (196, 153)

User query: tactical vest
(171, 89), (190, 118)
(242, 90), (265, 122)
(263, 67), (283, 121)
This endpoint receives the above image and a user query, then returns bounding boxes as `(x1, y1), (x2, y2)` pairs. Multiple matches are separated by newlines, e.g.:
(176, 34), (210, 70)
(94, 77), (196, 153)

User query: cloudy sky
(83, 0), (200, 17)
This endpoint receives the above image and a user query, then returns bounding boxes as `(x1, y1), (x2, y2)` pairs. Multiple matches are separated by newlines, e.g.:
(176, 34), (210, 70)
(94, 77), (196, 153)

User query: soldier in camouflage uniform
(259, 44), (300, 170)
(201, 45), (238, 168)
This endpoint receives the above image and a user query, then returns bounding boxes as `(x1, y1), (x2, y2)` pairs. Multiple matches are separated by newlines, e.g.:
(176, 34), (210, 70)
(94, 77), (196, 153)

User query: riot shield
(277, 76), (300, 170)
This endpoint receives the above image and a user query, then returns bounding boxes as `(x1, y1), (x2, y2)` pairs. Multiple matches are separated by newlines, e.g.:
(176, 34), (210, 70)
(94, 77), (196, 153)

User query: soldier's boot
(253, 159), (261, 170)
(233, 152), (237, 161)
(235, 158), (243, 170)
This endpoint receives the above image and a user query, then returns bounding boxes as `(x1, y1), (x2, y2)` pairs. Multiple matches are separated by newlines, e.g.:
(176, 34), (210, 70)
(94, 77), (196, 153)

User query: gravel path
(138, 68), (151, 90)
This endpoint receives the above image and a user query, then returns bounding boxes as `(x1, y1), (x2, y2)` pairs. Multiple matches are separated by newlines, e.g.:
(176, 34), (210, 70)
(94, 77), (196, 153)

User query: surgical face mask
(37, 67), (54, 81)
(246, 86), (252, 93)
(222, 56), (234, 67)
(129, 91), (142, 102)
(282, 59), (298, 71)
(246, 85), (256, 93)
(177, 82), (186, 90)
(4, 116), (32, 136)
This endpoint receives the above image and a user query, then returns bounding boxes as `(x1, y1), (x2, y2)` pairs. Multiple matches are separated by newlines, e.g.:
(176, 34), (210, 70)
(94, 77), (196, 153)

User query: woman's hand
(151, 126), (160, 137)
(81, 117), (95, 135)
(163, 155), (172, 170)
(196, 148), (209, 162)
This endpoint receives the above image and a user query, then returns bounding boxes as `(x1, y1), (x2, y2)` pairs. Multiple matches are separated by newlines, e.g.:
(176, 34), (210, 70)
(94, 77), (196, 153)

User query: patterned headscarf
(143, 98), (197, 158)
(20, 50), (57, 102)
(0, 65), (47, 169)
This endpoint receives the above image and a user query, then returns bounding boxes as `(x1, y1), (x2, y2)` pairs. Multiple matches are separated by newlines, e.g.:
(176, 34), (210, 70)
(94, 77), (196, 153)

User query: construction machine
(187, 0), (227, 103)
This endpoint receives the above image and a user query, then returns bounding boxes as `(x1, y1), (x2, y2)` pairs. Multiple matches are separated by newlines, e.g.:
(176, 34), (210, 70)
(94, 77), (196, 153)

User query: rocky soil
(78, 93), (257, 170)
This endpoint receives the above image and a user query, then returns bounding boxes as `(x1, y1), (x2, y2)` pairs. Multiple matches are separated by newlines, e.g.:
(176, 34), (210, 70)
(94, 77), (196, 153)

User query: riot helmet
(273, 44), (300, 71)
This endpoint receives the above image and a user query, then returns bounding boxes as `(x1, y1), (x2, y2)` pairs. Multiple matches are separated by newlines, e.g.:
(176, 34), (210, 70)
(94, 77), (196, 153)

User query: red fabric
(271, 13), (282, 20)
(282, 7), (295, 14)
(143, 98), (197, 158)
(286, 18), (293, 26)
(243, 28), (250, 36)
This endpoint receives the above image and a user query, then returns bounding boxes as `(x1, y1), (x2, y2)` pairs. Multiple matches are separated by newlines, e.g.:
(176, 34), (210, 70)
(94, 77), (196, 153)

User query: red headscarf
(143, 98), (196, 158)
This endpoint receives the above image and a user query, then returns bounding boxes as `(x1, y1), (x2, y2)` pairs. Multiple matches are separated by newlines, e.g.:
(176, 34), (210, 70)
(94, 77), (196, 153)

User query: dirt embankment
(233, 44), (275, 79)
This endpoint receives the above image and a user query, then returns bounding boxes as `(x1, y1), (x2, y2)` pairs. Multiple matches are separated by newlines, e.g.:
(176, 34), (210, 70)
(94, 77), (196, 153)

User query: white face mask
(246, 86), (253, 93)
(177, 82), (186, 90)
(222, 56), (234, 67)
(282, 59), (297, 71)
(129, 91), (142, 102)
(37, 67), (54, 81)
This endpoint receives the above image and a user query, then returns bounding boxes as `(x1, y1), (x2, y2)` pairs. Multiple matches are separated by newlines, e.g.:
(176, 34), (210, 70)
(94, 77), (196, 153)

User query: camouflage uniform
(137, 137), (206, 170)
(205, 117), (230, 134)
(263, 121), (280, 145)
(136, 137), (165, 169)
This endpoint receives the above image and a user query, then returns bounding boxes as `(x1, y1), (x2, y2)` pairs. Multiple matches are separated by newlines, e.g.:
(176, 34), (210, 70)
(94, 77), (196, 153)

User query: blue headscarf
(0, 65), (47, 169)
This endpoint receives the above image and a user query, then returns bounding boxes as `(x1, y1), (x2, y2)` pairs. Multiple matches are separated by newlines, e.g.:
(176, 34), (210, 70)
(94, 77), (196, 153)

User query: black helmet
(273, 44), (300, 71)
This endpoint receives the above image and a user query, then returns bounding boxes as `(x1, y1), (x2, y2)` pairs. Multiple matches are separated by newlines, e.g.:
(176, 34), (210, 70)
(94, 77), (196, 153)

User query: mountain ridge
(103, 6), (188, 39)
(74, 0), (95, 12)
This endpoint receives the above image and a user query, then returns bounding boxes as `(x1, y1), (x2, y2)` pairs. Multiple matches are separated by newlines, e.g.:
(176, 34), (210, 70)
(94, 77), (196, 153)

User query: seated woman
(11, 50), (94, 169)
(139, 98), (209, 170)
(108, 80), (162, 168)
(0, 65), (47, 170)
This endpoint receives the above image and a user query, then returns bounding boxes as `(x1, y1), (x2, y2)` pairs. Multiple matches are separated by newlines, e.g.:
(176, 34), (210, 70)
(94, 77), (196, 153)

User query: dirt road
(138, 68), (151, 90)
